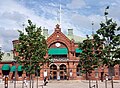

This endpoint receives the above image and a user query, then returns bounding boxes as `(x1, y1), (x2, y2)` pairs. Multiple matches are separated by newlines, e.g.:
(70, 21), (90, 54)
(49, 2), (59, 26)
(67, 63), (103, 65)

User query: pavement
(0, 80), (120, 88)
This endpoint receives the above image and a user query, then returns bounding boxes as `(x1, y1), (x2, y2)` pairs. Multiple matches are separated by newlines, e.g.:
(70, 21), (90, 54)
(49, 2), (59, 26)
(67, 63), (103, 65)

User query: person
(105, 74), (108, 81)
(57, 75), (60, 81)
(44, 70), (47, 78)
(64, 72), (67, 80)
(49, 72), (52, 80)
(70, 70), (73, 79)
(43, 77), (48, 86)
(43, 70), (48, 86)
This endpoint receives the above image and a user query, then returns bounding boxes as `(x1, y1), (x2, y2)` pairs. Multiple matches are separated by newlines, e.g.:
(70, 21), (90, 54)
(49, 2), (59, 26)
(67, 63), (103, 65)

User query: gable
(47, 24), (71, 49)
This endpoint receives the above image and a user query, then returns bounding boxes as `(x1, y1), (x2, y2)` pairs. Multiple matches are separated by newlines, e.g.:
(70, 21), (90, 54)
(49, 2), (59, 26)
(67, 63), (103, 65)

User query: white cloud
(67, 0), (86, 9)
(67, 13), (105, 35)
(0, 0), (120, 52)
(0, 28), (19, 51)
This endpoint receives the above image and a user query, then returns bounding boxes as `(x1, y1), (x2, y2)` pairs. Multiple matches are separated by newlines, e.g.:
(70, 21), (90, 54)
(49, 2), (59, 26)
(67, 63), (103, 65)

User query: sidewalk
(0, 80), (120, 88)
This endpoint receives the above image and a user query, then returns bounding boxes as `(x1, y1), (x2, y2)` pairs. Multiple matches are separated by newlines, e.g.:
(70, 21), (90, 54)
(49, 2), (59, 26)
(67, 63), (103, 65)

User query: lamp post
(13, 61), (17, 88)
(5, 76), (8, 88)
(36, 68), (38, 88)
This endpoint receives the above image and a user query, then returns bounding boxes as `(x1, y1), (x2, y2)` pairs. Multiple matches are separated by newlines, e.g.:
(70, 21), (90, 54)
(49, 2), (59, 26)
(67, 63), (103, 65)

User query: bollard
(5, 76), (8, 88)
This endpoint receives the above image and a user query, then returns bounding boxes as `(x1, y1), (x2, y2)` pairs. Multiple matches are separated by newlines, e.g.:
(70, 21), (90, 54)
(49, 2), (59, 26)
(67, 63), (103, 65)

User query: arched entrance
(59, 64), (67, 80)
(50, 64), (57, 80)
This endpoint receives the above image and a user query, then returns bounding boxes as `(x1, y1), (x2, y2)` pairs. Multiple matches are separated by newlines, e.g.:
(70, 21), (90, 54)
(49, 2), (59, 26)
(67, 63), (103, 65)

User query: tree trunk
(30, 74), (32, 88)
(105, 79), (107, 88)
(101, 72), (104, 82)
(22, 79), (24, 88)
(32, 76), (34, 88)
(86, 72), (88, 80)
(36, 71), (38, 88)
(14, 72), (16, 88)
(30, 57), (32, 88)
(89, 79), (91, 88)
(89, 73), (91, 88)
(109, 67), (114, 88)
(111, 77), (114, 88)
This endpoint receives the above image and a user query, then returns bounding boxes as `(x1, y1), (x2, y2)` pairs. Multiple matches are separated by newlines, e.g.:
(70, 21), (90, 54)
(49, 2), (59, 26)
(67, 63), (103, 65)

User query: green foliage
(0, 48), (4, 61)
(79, 35), (101, 75)
(96, 7), (120, 67)
(15, 20), (48, 74)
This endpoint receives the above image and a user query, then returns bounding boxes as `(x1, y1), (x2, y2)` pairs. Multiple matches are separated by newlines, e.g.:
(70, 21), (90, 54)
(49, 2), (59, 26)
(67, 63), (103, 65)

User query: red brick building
(11, 24), (120, 80)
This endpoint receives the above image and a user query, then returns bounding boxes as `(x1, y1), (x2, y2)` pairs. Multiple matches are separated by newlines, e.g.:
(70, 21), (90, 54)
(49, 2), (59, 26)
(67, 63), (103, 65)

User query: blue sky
(0, 0), (120, 51)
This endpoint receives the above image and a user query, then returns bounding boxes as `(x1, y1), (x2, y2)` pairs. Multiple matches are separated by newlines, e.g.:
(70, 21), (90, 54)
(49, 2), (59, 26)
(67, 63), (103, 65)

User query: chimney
(43, 28), (48, 37)
(68, 29), (73, 36)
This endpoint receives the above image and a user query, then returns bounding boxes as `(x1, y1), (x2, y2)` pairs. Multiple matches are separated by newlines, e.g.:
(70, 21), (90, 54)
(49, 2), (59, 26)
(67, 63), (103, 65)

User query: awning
(75, 48), (82, 53)
(2, 64), (10, 70)
(18, 65), (22, 71)
(48, 48), (68, 55)
(10, 65), (16, 72)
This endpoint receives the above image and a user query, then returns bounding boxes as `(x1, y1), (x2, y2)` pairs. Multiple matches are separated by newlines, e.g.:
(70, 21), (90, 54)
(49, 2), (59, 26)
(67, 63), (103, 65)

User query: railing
(52, 58), (68, 61)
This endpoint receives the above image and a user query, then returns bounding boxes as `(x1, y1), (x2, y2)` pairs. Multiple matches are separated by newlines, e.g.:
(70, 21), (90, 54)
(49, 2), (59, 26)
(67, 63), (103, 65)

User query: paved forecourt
(0, 80), (120, 88)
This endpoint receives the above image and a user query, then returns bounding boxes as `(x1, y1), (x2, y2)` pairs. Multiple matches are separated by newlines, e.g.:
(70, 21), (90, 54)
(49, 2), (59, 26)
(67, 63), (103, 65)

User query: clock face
(55, 43), (61, 47)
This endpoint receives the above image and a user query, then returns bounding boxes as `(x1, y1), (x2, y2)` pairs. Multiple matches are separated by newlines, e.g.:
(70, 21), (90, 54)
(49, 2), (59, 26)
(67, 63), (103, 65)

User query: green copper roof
(1, 52), (14, 62)
(75, 48), (82, 53)
(67, 35), (86, 43)
(18, 65), (23, 71)
(10, 65), (16, 72)
(48, 48), (82, 55)
(48, 48), (68, 55)
(2, 64), (10, 70)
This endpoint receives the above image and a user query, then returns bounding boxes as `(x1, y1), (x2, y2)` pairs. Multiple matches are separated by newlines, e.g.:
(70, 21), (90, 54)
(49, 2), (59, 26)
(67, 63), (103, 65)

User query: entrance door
(59, 64), (67, 80)
(50, 64), (57, 80)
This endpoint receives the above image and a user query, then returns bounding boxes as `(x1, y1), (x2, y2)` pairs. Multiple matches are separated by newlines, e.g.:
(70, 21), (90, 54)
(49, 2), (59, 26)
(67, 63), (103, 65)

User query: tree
(15, 20), (49, 88)
(97, 6), (120, 68)
(96, 6), (120, 88)
(0, 47), (4, 61)
(79, 35), (102, 88)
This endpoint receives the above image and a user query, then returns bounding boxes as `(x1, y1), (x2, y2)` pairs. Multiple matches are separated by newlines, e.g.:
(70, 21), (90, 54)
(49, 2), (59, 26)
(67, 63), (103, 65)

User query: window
(7, 53), (10, 56)
(18, 71), (23, 77)
(76, 53), (80, 57)
(76, 65), (82, 76)
(108, 66), (115, 76)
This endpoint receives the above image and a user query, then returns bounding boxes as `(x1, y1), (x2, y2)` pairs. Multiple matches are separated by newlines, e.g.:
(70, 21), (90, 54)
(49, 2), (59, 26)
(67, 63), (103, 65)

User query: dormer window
(7, 53), (10, 56)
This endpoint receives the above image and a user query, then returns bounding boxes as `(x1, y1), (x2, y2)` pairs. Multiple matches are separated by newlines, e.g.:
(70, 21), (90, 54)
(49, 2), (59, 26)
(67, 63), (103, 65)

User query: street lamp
(13, 60), (17, 88)
(104, 6), (109, 22)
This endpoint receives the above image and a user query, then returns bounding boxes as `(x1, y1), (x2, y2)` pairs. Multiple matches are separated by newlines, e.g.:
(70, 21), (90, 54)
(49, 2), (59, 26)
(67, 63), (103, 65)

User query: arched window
(50, 64), (57, 70)
(108, 66), (115, 76)
(60, 64), (66, 72)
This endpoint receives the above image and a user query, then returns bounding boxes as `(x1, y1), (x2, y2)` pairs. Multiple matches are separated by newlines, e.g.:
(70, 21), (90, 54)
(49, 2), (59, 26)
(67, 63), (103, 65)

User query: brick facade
(9, 24), (120, 80)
